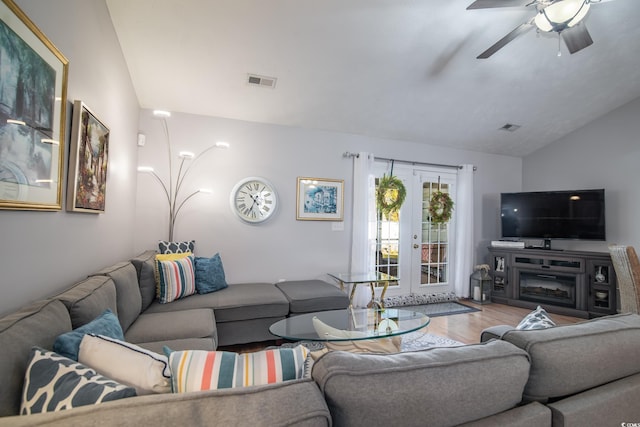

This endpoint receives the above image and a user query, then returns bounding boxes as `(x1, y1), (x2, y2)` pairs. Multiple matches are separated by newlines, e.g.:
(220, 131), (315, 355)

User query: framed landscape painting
(66, 101), (110, 213)
(0, 0), (68, 210)
(296, 177), (344, 221)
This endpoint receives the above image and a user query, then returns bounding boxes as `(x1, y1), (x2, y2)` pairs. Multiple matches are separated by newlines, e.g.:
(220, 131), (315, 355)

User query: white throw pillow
(516, 305), (557, 330)
(79, 334), (171, 394)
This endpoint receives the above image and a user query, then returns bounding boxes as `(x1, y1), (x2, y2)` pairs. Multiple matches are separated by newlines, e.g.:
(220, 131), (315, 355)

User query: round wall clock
(230, 176), (278, 224)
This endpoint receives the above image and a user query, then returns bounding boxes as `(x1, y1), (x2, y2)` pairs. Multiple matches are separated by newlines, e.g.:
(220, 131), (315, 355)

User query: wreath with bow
(429, 190), (454, 224)
(376, 174), (406, 217)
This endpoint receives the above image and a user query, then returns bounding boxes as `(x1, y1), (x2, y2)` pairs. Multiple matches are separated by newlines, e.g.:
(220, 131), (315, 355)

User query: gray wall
(0, 0), (140, 316)
(16, 1), (637, 317)
(522, 96), (640, 252)
(135, 110), (522, 285)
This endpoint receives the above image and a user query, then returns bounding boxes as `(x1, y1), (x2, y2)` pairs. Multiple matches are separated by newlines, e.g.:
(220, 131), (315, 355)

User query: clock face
(230, 177), (278, 224)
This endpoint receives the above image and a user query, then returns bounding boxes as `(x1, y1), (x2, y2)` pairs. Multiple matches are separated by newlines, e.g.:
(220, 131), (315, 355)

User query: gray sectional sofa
(1, 249), (640, 426)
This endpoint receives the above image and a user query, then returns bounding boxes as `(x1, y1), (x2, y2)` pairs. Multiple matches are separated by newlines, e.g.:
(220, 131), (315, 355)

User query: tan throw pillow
(312, 316), (368, 339)
(310, 316), (401, 358)
(325, 337), (401, 353)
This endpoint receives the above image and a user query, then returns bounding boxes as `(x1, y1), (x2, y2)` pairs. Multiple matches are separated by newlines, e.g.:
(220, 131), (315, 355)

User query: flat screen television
(500, 189), (606, 241)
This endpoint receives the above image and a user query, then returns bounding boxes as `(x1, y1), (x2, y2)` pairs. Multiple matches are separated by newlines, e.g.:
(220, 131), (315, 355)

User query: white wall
(135, 110), (522, 284)
(523, 96), (640, 252)
(0, 0), (140, 316)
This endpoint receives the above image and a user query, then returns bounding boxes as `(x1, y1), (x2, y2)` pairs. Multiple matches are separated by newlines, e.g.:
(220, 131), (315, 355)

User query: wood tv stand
(487, 247), (617, 319)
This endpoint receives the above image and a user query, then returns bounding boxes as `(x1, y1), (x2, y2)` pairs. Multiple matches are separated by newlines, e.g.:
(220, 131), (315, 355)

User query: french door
(373, 162), (456, 297)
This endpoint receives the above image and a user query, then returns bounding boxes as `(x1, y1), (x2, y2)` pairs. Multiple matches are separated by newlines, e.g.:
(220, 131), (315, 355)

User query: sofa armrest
(1, 378), (330, 427)
(481, 325), (515, 342)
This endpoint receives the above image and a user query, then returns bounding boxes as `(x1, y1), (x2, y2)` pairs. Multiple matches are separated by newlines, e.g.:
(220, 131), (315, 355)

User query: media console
(487, 247), (617, 318)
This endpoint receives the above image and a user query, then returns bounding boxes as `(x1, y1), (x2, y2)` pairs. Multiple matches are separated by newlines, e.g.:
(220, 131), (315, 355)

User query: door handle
(413, 244), (420, 249)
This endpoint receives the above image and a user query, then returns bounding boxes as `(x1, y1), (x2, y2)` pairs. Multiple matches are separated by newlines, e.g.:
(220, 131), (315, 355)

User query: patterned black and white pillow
(516, 306), (557, 330)
(158, 240), (195, 254)
(21, 347), (136, 414)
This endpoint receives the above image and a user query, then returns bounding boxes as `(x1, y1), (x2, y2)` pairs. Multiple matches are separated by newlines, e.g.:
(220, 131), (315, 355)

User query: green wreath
(376, 174), (406, 216)
(429, 191), (454, 224)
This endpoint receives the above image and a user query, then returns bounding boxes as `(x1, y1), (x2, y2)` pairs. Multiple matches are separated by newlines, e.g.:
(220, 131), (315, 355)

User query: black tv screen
(501, 189), (606, 240)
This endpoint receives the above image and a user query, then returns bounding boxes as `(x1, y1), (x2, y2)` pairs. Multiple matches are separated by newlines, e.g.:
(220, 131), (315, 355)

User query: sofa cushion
(165, 345), (310, 392)
(501, 312), (640, 402)
(137, 338), (215, 354)
(194, 254), (228, 294)
(144, 282), (290, 322)
(91, 262), (142, 332)
(312, 340), (530, 427)
(155, 253), (197, 304)
(124, 308), (216, 345)
(158, 240), (195, 254)
(546, 372), (640, 427)
(3, 379), (331, 427)
(215, 317), (285, 347)
(0, 299), (72, 417)
(130, 250), (158, 312)
(57, 275), (118, 329)
(53, 309), (124, 360)
(79, 334), (171, 395)
(21, 347), (136, 414)
(461, 401), (551, 427)
(276, 280), (349, 314)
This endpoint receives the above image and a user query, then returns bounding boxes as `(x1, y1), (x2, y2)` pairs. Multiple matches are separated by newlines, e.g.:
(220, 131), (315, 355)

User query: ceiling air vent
(499, 123), (521, 132)
(247, 73), (277, 89)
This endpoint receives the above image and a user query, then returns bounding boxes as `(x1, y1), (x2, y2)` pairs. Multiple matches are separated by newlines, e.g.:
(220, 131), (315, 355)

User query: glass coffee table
(269, 308), (430, 342)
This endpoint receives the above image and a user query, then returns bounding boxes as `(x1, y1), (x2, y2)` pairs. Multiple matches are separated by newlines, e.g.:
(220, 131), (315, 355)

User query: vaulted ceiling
(106, 0), (640, 156)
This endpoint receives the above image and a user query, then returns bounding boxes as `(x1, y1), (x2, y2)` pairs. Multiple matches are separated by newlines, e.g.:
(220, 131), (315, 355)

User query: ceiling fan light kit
(468, 0), (603, 58)
(534, 0), (591, 32)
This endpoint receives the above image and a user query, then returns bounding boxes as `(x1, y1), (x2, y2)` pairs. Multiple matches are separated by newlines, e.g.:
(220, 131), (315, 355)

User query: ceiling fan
(468, 0), (609, 58)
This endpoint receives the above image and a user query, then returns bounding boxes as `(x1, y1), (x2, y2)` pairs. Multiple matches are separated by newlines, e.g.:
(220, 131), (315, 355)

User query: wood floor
(219, 301), (585, 353)
(426, 300), (583, 344)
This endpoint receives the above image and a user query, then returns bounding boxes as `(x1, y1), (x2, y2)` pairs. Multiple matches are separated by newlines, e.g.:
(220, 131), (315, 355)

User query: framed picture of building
(0, 0), (68, 210)
(66, 101), (110, 213)
(296, 177), (344, 221)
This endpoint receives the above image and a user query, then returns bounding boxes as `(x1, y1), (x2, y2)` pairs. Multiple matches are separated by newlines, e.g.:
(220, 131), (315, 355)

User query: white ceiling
(105, 0), (640, 157)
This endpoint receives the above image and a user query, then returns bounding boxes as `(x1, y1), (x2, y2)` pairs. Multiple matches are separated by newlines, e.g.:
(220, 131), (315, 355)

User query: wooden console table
(487, 247), (617, 318)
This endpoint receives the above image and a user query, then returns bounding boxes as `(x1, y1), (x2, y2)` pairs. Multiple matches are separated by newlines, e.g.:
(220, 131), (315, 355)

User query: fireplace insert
(518, 271), (576, 308)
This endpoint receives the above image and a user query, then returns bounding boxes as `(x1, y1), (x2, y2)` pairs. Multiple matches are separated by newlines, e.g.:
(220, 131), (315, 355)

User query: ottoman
(276, 280), (350, 315)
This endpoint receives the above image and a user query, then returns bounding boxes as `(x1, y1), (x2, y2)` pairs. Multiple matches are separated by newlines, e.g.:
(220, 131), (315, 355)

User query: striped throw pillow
(155, 253), (196, 303)
(166, 345), (310, 392)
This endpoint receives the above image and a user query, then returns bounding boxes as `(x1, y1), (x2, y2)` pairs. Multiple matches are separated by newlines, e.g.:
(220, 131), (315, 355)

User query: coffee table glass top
(269, 308), (430, 342)
(327, 272), (398, 284)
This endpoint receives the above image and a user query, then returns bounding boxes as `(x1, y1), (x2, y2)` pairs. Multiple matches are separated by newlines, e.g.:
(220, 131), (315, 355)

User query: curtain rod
(343, 152), (476, 171)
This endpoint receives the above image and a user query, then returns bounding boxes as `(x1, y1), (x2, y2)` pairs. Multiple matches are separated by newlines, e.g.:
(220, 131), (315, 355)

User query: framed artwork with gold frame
(66, 101), (110, 213)
(0, 0), (68, 210)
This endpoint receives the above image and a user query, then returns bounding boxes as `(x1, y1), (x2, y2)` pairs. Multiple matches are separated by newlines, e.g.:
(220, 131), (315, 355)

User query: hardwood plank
(218, 302), (585, 352)
(427, 300), (584, 344)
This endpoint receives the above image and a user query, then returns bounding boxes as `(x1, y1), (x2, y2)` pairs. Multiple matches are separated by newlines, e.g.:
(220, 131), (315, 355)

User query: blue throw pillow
(158, 240), (195, 254)
(53, 309), (124, 360)
(21, 347), (136, 414)
(194, 253), (228, 294)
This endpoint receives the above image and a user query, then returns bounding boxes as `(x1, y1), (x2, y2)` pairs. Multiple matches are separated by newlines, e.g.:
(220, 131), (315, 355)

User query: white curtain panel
(350, 152), (376, 307)
(453, 165), (475, 298)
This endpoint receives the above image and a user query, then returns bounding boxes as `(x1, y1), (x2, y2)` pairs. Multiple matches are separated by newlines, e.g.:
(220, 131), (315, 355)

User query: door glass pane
(421, 181), (449, 285)
(376, 211), (399, 279)
(374, 179), (399, 281)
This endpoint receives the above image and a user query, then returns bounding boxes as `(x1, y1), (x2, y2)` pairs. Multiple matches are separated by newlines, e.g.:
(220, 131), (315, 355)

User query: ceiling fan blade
(562, 24), (594, 54)
(467, 0), (534, 10)
(477, 22), (533, 59)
